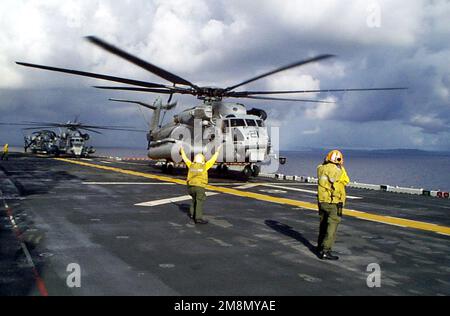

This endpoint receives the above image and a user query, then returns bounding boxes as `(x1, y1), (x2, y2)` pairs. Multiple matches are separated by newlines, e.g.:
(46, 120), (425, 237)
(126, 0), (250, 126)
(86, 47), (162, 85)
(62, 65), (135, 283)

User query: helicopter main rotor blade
(22, 127), (57, 130)
(109, 98), (157, 110)
(230, 87), (408, 97)
(80, 124), (143, 130)
(81, 126), (146, 133)
(0, 122), (43, 126)
(225, 54), (335, 92)
(94, 86), (174, 94)
(94, 86), (194, 95)
(86, 36), (198, 89)
(235, 96), (336, 103)
(22, 121), (70, 128)
(0, 121), (65, 128)
(79, 128), (103, 135)
(15, 62), (169, 89)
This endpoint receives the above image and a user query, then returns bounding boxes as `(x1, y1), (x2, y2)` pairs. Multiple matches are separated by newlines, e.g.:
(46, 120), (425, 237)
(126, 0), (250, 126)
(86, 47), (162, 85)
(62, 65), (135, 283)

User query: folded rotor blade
(86, 36), (197, 88)
(16, 62), (168, 89)
(225, 54), (335, 91)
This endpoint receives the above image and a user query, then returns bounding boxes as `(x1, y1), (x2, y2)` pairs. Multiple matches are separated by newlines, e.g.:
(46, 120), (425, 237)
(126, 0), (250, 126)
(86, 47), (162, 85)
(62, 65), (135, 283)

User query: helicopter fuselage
(59, 129), (95, 157)
(147, 101), (270, 170)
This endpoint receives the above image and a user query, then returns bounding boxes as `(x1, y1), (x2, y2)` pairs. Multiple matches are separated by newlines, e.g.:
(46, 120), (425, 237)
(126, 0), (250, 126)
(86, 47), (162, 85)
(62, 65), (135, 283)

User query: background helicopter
(24, 130), (59, 154)
(1, 119), (145, 157)
(16, 36), (407, 175)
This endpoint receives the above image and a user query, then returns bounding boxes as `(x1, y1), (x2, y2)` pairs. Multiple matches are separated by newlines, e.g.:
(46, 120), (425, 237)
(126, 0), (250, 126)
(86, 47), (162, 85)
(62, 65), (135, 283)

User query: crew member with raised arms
(180, 144), (223, 224)
(317, 150), (350, 260)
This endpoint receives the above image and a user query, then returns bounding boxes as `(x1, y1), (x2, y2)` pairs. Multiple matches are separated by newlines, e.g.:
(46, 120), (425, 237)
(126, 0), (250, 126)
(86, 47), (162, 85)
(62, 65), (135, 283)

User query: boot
(319, 251), (339, 260)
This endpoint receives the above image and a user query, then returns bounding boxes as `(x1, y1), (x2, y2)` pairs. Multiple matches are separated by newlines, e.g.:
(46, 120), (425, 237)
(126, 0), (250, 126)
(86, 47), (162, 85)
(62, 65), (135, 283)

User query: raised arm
(338, 167), (350, 185)
(180, 146), (192, 168)
(205, 145), (223, 170)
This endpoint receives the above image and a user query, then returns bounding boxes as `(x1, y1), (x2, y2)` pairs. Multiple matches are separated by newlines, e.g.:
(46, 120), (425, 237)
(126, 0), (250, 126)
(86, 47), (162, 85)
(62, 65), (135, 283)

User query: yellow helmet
(325, 150), (344, 165)
(193, 153), (206, 164)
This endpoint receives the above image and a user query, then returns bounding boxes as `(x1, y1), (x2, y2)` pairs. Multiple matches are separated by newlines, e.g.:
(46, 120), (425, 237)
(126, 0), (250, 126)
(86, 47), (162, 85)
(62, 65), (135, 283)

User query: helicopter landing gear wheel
(251, 164), (260, 177)
(162, 162), (174, 174)
(243, 165), (253, 179)
(217, 163), (229, 174)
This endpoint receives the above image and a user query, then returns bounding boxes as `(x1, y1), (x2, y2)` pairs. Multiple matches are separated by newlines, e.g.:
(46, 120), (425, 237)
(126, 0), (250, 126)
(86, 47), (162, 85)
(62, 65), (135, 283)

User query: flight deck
(0, 152), (449, 296)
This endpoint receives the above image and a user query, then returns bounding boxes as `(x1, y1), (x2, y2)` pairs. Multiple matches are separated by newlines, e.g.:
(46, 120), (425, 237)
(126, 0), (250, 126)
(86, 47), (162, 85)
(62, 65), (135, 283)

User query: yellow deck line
(56, 158), (450, 236)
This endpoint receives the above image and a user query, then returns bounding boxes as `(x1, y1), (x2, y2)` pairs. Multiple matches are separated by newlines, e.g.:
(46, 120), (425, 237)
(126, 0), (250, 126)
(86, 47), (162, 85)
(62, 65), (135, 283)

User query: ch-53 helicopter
(2, 119), (144, 157)
(24, 130), (60, 154)
(16, 36), (406, 176)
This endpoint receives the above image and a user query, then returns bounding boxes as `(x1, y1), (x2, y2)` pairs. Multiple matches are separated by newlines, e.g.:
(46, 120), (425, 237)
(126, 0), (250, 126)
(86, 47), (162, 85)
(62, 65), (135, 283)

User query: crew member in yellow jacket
(316, 149), (350, 260)
(180, 145), (222, 224)
(1, 144), (9, 161)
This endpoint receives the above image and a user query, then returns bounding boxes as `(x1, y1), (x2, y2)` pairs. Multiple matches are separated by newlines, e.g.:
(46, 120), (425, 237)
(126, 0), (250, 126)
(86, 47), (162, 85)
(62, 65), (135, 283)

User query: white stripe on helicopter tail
(135, 192), (219, 207)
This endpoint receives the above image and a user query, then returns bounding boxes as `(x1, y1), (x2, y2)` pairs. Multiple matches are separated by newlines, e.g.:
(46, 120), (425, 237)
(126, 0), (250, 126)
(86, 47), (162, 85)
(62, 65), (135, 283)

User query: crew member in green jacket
(180, 144), (223, 224)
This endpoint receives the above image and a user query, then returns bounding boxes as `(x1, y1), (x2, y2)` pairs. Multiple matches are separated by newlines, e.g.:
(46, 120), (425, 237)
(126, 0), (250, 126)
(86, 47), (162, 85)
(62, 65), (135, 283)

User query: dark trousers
(188, 185), (206, 220)
(318, 202), (341, 252)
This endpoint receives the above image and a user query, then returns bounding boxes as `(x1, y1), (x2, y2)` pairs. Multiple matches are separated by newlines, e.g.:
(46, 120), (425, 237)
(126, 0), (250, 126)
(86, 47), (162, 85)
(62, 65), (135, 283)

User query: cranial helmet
(325, 150), (344, 165)
(193, 153), (206, 164)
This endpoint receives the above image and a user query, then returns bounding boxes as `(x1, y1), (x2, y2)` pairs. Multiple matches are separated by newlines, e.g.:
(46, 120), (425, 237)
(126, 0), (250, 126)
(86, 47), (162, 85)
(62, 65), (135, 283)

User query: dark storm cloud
(0, 0), (448, 150)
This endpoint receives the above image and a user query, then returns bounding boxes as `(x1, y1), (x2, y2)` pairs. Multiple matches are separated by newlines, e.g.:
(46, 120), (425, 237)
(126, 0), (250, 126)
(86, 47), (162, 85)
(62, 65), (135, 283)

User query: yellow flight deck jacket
(333, 166), (350, 205)
(317, 163), (350, 205)
(3, 144), (9, 153)
(180, 147), (220, 188)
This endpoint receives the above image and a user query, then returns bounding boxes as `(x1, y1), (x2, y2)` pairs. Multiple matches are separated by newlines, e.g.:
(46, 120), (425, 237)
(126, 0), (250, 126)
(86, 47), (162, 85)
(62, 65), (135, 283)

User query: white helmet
(193, 153), (206, 164)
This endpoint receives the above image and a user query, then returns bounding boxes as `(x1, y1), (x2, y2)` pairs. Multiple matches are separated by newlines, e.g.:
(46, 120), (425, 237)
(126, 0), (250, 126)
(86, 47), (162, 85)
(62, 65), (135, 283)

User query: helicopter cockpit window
(256, 120), (264, 127)
(246, 119), (257, 127)
(223, 120), (230, 128)
(230, 119), (246, 127)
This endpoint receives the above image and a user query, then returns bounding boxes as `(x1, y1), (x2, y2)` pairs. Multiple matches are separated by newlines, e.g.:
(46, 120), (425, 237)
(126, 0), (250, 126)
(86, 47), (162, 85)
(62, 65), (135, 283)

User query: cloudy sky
(0, 0), (449, 150)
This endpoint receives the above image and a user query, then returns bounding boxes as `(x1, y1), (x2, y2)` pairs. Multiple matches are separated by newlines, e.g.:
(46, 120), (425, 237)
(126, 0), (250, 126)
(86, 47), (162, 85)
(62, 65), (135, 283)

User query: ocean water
(94, 147), (450, 191)
(278, 150), (450, 192)
(11, 146), (450, 192)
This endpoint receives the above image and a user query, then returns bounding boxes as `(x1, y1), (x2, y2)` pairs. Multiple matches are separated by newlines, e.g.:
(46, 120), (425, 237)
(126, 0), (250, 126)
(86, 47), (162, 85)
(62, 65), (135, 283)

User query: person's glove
(337, 202), (344, 217)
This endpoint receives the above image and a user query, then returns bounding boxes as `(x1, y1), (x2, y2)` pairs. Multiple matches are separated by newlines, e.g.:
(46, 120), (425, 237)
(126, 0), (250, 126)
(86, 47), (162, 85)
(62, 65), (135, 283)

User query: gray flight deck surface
(0, 153), (449, 296)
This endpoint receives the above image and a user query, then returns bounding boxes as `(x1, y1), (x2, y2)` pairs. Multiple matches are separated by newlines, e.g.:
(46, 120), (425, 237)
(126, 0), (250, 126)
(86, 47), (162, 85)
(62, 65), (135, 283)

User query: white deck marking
(233, 183), (263, 189)
(113, 161), (150, 166)
(263, 184), (363, 200)
(354, 217), (407, 227)
(133, 182), (259, 208)
(100, 160), (113, 164)
(135, 192), (219, 207)
(207, 237), (233, 247)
